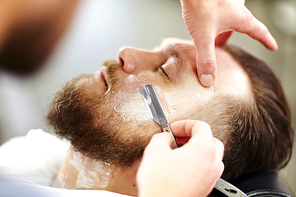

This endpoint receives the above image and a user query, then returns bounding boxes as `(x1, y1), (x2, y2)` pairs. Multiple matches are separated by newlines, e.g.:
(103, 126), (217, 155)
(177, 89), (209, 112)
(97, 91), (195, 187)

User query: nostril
(117, 47), (135, 73)
(120, 58), (134, 73)
(119, 57), (124, 68)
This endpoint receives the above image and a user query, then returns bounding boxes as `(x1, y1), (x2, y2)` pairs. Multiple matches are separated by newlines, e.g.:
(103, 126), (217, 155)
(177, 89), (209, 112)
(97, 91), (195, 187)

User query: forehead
(214, 47), (252, 98)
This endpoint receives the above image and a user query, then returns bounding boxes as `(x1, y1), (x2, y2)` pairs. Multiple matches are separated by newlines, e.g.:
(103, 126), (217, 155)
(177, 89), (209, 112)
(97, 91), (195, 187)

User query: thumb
(194, 40), (217, 87)
(145, 132), (174, 152)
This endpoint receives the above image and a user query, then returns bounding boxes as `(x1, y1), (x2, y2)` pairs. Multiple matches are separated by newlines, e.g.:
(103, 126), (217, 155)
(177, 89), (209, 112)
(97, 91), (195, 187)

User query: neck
(54, 148), (139, 196)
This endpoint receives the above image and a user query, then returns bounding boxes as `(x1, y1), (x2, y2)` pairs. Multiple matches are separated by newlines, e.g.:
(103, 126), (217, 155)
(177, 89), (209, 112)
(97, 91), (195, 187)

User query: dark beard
(46, 60), (154, 168)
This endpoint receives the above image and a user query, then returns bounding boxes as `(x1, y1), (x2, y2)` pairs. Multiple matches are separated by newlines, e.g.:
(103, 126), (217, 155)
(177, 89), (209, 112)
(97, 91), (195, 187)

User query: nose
(118, 47), (167, 74)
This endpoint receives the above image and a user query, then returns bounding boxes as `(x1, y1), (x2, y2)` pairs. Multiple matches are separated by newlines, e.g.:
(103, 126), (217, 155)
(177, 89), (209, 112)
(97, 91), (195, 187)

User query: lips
(100, 67), (108, 88)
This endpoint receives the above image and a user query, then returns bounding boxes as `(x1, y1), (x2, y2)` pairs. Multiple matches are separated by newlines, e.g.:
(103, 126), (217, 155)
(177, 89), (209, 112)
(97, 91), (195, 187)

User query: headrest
(209, 172), (294, 197)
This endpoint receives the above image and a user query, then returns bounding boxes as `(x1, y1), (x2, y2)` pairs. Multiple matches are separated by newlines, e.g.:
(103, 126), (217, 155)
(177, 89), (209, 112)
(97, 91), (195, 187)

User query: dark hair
(220, 45), (294, 180)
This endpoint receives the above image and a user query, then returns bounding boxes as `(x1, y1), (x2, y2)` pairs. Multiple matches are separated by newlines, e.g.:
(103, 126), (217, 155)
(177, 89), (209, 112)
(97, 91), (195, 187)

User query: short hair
(219, 45), (294, 180)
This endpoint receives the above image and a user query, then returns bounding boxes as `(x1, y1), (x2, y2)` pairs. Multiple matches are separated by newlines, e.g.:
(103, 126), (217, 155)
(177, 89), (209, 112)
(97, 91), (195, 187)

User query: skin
(55, 38), (252, 196)
(180, 0), (278, 86)
(137, 120), (224, 197)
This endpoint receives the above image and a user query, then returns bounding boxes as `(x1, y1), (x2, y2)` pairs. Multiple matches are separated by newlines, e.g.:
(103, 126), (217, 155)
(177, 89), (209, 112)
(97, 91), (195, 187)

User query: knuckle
(199, 121), (212, 131)
(192, 121), (212, 137)
(198, 58), (216, 73)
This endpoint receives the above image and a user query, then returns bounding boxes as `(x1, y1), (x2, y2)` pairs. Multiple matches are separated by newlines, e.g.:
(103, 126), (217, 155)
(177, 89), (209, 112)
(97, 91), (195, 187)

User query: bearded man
(46, 38), (293, 196)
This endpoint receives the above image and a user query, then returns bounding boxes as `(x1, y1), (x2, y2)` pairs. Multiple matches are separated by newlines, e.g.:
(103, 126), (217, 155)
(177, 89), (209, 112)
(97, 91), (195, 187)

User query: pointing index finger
(235, 7), (278, 51)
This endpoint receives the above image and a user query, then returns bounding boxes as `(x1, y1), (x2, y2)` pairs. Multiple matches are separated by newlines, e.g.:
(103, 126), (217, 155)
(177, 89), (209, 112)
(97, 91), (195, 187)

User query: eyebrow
(155, 40), (193, 76)
(165, 55), (188, 82)
(175, 56), (187, 72)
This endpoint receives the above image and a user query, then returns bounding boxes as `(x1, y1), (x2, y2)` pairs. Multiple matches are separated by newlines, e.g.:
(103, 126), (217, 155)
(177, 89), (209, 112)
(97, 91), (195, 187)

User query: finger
(215, 31), (233, 47)
(248, 18), (278, 51)
(195, 41), (217, 87)
(212, 161), (225, 187)
(219, 162), (225, 178)
(185, 121), (213, 147)
(235, 8), (278, 51)
(214, 138), (224, 162)
(175, 137), (190, 146)
(171, 120), (213, 147)
(145, 132), (173, 153)
(171, 120), (213, 138)
(213, 138), (225, 179)
(182, 3), (217, 87)
(170, 120), (198, 137)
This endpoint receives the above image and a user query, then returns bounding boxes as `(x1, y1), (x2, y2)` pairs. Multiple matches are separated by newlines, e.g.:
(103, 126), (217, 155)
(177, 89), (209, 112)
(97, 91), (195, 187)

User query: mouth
(100, 67), (108, 88)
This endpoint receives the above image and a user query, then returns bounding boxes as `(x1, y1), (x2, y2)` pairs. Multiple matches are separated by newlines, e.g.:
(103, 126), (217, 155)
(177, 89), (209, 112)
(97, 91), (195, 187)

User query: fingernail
(200, 74), (214, 87)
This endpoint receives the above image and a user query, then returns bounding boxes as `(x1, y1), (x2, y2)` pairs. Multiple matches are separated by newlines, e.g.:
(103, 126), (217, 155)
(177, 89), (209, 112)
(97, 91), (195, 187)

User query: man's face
(86, 38), (251, 130)
(48, 38), (251, 167)
(88, 38), (250, 120)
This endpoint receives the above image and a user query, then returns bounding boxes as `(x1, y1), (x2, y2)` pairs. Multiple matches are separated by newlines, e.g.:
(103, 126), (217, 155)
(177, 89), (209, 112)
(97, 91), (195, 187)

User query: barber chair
(209, 172), (294, 197)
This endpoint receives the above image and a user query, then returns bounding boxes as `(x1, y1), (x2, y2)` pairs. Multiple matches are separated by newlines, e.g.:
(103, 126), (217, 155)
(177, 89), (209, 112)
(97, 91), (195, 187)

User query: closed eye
(159, 66), (169, 79)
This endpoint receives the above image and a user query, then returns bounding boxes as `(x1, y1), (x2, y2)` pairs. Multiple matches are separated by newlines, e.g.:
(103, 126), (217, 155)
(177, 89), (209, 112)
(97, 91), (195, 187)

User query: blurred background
(0, 0), (295, 192)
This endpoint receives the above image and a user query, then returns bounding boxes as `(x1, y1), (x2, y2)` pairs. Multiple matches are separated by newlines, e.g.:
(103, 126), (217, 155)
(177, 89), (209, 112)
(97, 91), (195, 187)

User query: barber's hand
(136, 120), (224, 197)
(180, 0), (278, 87)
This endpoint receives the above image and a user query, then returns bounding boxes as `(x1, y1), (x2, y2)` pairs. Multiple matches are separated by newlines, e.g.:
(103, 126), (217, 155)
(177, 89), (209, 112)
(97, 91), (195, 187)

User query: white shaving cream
(69, 151), (111, 189)
(112, 75), (152, 122)
(163, 86), (215, 117)
(109, 74), (215, 124)
(56, 172), (69, 189)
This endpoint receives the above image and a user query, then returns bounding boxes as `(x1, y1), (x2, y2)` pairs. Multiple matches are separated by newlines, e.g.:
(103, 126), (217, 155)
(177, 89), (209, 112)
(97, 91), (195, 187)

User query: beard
(46, 60), (157, 168)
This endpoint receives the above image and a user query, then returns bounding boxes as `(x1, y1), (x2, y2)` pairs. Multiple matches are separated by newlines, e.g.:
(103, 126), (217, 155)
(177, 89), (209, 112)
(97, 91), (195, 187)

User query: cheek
(109, 74), (156, 123)
(118, 72), (158, 90)
(122, 74), (148, 88)
(161, 86), (215, 119)
(112, 89), (152, 122)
